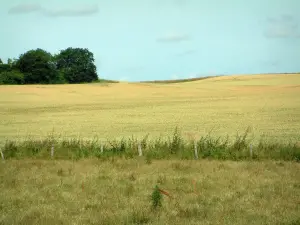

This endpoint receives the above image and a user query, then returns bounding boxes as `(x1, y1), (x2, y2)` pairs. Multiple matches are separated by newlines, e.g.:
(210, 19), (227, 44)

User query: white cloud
(157, 32), (190, 43)
(264, 15), (300, 38)
(8, 3), (42, 14)
(43, 4), (99, 17)
(8, 3), (99, 17)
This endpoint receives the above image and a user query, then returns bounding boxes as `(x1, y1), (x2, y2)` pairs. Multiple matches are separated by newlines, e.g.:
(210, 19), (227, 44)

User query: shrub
(0, 71), (25, 84)
(151, 185), (162, 209)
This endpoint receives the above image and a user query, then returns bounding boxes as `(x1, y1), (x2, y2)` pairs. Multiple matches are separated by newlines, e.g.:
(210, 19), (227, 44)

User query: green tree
(0, 64), (11, 73)
(0, 71), (25, 84)
(16, 48), (59, 84)
(0, 58), (3, 64)
(55, 47), (98, 83)
(7, 58), (18, 68)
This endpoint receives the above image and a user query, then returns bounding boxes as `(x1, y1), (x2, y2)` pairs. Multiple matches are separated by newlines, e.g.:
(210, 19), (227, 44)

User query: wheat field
(0, 74), (300, 144)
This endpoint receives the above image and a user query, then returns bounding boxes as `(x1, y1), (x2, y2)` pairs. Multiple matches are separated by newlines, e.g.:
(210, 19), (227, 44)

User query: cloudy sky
(1, 0), (300, 81)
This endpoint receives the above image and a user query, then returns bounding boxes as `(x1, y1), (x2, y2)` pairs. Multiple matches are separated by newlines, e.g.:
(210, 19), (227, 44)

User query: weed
(128, 173), (136, 181)
(57, 168), (64, 176)
(145, 154), (152, 164)
(68, 167), (72, 175)
(169, 126), (183, 154)
(1, 127), (300, 162)
(151, 185), (162, 209)
(129, 210), (151, 224)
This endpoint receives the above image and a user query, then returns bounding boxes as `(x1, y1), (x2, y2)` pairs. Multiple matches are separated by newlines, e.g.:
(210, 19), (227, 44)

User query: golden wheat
(0, 74), (299, 144)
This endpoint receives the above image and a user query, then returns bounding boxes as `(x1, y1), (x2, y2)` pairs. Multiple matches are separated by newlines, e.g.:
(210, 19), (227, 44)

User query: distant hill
(138, 75), (221, 84)
(95, 73), (299, 84)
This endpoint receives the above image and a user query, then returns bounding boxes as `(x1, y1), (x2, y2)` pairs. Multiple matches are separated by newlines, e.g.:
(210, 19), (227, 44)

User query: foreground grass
(0, 159), (299, 225)
(0, 74), (300, 144)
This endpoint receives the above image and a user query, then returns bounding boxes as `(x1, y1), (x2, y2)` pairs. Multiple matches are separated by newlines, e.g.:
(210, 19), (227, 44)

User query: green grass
(0, 159), (299, 225)
(1, 127), (300, 161)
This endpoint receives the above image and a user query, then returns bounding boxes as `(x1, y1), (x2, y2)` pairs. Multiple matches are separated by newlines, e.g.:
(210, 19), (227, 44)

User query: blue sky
(1, 0), (300, 81)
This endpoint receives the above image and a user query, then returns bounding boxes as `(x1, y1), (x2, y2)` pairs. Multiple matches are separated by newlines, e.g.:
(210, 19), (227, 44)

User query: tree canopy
(0, 47), (99, 85)
(55, 47), (98, 84)
(16, 48), (59, 84)
(0, 71), (24, 85)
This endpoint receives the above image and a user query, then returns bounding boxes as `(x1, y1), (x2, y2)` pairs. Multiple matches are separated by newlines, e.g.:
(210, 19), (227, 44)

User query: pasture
(1, 159), (300, 225)
(0, 74), (300, 225)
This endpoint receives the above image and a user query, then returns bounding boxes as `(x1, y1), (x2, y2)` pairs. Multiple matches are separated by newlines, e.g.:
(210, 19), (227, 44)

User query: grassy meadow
(1, 73), (300, 225)
(1, 159), (300, 225)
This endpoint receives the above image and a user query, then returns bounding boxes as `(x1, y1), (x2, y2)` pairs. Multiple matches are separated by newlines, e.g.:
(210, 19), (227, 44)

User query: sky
(0, 0), (300, 82)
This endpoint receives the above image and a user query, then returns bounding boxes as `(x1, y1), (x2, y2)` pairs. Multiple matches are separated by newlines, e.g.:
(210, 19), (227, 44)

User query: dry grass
(1, 74), (300, 224)
(0, 74), (299, 144)
(0, 159), (299, 225)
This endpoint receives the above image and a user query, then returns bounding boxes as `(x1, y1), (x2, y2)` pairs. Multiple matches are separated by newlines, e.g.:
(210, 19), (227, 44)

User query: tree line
(0, 47), (98, 85)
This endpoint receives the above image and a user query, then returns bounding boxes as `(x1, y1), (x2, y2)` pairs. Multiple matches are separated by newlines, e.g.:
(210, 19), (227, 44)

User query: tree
(7, 58), (13, 66)
(0, 58), (2, 64)
(0, 64), (11, 73)
(55, 47), (98, 83)
(0, 71), (25, 84)
(7, 58), (17, 68)
(16, 48), (59, 84)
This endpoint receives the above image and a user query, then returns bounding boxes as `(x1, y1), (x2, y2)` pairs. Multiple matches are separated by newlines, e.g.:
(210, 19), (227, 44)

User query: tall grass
(1, 127), (300, 161)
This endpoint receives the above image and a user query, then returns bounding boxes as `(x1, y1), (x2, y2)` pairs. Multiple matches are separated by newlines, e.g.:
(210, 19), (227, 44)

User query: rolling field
(1, 74), (300, 225)
(0, 74), (300, 144)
